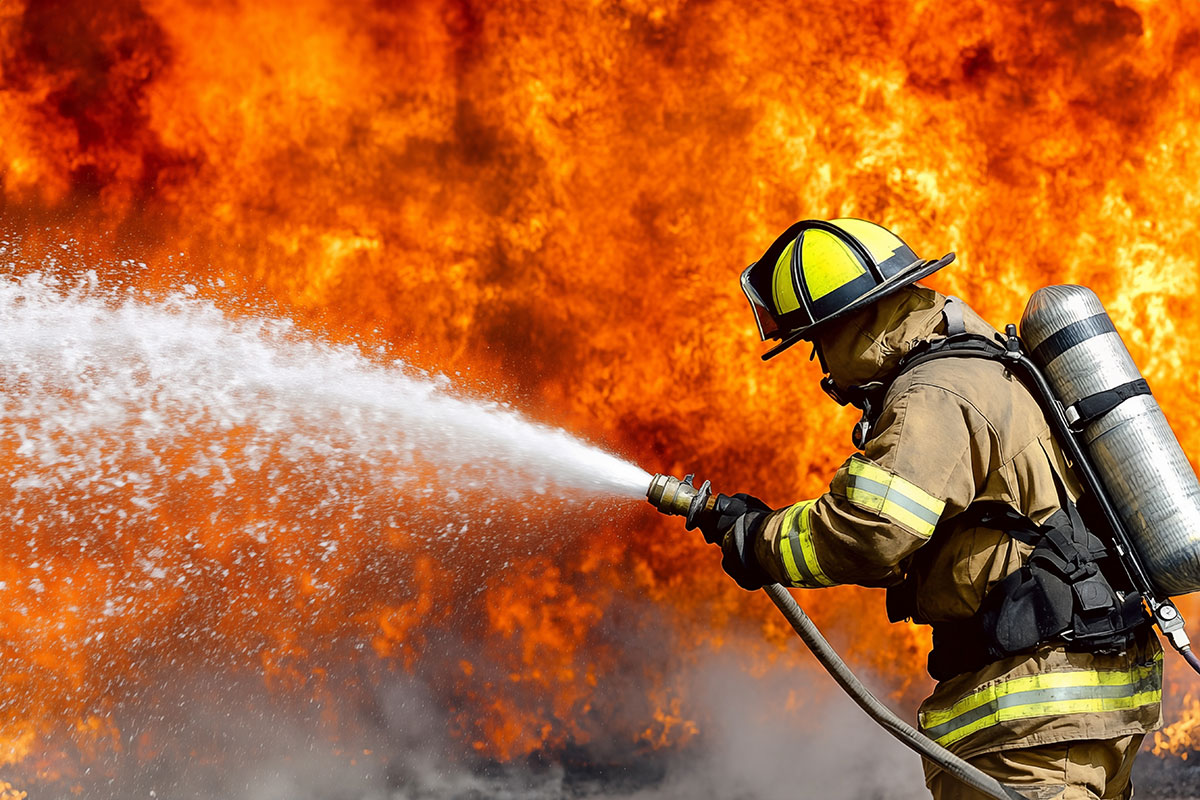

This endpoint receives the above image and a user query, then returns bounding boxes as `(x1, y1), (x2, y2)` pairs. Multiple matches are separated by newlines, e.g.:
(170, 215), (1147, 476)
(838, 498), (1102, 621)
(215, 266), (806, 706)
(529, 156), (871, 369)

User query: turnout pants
(927, 734), (1143, 800)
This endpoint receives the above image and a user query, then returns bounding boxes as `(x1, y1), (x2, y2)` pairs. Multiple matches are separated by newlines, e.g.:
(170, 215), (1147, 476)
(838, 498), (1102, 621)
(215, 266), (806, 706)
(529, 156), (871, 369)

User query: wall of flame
(3, 0), (1200, 790)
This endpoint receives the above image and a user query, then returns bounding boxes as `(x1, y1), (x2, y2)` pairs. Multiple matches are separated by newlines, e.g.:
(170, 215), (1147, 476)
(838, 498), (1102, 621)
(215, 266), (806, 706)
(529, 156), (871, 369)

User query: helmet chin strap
(813, 338), (873, 409)
(811, 336), (830, 371)
(825, 379), (887, 450)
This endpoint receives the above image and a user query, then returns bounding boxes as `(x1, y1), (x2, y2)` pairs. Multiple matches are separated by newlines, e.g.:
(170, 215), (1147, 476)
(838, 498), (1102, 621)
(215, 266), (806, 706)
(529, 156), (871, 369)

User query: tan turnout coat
(750, 286), (1162, 767)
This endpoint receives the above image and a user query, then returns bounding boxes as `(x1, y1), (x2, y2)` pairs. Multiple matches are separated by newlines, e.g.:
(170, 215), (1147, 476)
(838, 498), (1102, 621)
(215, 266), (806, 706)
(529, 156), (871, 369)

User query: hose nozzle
(647, 472), (718, 533)
(647, 473), (701, 516)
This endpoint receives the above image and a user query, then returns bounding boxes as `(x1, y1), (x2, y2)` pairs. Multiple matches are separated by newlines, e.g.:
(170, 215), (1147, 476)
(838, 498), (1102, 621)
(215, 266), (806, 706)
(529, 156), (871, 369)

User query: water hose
(647, 474), (1024, 800)
(762, 583), (1024, 800)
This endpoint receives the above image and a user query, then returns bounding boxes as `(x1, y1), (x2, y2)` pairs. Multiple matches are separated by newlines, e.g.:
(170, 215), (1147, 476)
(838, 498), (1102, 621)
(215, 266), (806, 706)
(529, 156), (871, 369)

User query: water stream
(0, 269), (665, 797)
(0, 272), (651, 564)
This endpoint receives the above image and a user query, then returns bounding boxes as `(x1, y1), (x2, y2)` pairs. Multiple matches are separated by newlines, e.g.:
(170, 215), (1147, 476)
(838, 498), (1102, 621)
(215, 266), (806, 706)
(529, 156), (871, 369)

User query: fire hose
(760, 583), (1025, 800)
(647, 472), (1033, 800)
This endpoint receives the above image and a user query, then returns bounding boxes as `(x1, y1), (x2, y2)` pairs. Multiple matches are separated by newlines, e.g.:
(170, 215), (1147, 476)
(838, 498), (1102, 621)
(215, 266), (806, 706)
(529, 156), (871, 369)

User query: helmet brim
(759, 252), (956, 361)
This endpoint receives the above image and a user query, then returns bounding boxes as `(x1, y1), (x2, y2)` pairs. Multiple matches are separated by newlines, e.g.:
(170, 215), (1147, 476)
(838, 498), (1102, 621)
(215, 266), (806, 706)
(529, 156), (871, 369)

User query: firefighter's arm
(749, 381), (990, 588)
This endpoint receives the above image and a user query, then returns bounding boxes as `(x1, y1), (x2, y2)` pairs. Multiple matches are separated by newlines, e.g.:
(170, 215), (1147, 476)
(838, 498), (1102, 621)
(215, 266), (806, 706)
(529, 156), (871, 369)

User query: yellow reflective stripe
(929, 690), (1161, 747)
(845, 458), (945, 538)
(800, 229), (865, 301)
(777, 504), (804, 584)
(771, 238), (801, 314)
(919, 654), (1163, 747)
(778, 500), (835, 588)
(921, 654), (1161, 726)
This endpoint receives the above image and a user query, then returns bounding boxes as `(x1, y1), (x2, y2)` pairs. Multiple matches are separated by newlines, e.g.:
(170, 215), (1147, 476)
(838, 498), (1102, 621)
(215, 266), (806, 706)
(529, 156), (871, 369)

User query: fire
(3, 0), (1200, 793)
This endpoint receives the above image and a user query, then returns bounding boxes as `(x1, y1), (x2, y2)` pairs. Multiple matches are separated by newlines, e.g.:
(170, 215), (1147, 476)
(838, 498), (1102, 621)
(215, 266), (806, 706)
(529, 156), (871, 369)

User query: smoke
(619, 650), (927, 800)
(25, 620), (928, 800)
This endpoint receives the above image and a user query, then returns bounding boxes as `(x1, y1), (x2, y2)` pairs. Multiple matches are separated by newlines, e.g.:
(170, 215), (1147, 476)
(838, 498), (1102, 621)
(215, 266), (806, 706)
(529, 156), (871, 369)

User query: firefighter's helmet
(741, 219), (955, 360)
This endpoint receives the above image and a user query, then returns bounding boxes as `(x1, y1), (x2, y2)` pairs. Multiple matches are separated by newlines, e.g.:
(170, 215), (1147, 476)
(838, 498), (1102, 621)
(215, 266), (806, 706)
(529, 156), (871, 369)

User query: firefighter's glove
(696, 492), (770, 545)
(720, 510), (771, 591)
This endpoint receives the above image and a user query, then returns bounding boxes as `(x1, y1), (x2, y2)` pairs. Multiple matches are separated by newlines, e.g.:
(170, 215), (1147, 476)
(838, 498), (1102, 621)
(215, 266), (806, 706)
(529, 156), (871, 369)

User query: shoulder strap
(943, 295), (966, 336)
(894, 332), (1007, 377)
(853, 332), (1008, 452)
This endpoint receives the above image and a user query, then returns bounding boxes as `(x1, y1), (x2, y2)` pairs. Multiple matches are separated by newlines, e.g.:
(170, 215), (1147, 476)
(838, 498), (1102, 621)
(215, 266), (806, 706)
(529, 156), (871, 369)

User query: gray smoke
(28, 626), (930, 800)
(621, 650), (927, 800)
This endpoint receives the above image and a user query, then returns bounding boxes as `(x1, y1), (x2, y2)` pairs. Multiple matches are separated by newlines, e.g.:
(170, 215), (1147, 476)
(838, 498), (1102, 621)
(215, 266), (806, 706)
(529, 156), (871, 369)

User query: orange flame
(4, 0), (1200, 792)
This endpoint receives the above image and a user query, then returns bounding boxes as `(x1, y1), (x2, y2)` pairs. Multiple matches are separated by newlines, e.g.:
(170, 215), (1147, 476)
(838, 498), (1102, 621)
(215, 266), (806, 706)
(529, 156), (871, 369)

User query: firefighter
(713, 219), (1163, 800)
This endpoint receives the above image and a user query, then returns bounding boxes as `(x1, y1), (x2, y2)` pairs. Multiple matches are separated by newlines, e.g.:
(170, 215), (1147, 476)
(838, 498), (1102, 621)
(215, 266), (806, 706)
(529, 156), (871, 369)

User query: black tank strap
(1068, 379), (1151, 429)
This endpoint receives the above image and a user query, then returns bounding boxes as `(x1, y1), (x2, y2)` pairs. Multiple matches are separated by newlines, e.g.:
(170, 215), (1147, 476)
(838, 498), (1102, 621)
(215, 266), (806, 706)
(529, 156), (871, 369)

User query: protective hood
(814, 285), (997, 390)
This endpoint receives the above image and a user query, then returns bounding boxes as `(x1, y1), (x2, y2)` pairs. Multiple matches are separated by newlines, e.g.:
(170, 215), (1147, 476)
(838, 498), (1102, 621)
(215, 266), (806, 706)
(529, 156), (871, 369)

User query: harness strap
(927, 512), (1147, 680)
(943, 295), (967, 336)
(951, 502), (1043, 545)
(874, 334), (1150, 678)
(854, 333), (1005, 451)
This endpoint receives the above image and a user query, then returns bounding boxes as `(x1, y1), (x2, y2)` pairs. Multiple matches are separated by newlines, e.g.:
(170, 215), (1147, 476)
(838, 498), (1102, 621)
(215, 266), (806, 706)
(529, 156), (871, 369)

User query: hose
(762, 583), (1026, 800)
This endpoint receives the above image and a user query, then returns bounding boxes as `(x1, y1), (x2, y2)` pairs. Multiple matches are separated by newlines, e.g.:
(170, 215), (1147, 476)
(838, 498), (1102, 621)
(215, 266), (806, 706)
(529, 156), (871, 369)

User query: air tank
(1020, 285), (1200, 597)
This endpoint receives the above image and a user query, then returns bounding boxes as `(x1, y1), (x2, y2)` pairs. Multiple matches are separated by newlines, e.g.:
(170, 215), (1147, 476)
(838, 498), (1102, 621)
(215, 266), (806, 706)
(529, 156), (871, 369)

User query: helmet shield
(740, 221), (813, 341)
(740, 263), (779, 339)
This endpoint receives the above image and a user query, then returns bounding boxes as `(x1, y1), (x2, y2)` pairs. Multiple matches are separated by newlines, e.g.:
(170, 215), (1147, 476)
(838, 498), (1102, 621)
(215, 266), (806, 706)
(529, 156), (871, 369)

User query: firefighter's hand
(720, 510), (772, 591)
(696, 492), (771, 545)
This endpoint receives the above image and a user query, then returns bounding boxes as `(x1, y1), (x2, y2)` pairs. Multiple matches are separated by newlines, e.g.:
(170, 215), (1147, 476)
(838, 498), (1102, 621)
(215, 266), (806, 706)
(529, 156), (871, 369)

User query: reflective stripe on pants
(919, 654), (1163, 748)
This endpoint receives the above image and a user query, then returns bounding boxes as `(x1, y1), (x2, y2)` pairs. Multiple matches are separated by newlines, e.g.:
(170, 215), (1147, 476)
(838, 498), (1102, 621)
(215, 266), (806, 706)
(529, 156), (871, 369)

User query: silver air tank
(1020, 285), (1200, 596)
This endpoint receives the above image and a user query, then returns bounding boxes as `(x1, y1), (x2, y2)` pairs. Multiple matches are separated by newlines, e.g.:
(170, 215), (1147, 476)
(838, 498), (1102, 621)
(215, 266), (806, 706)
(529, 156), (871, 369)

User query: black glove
(721, 510), (772, 591)
(696, 492), (771, 545)
(696, 492), (773, 591)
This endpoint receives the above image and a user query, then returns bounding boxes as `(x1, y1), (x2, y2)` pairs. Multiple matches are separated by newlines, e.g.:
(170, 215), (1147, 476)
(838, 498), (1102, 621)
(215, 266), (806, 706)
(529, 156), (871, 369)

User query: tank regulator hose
(762, 584), (1026, 800)
(1181, 646), (1200, 676)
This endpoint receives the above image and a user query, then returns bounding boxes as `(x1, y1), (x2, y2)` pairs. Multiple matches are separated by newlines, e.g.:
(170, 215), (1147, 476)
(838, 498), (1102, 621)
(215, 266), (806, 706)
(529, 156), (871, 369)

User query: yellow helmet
(741, 218), (955, 360)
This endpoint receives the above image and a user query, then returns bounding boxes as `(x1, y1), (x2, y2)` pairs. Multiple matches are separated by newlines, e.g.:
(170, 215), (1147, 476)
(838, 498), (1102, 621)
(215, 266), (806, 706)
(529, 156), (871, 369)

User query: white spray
(0, 272), (650, 546)
(0, 270), (664, 798)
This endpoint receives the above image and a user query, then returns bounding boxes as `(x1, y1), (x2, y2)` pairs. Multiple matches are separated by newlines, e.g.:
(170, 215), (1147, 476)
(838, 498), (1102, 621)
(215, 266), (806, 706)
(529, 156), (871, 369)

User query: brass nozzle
(647, 473), (701, 517)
